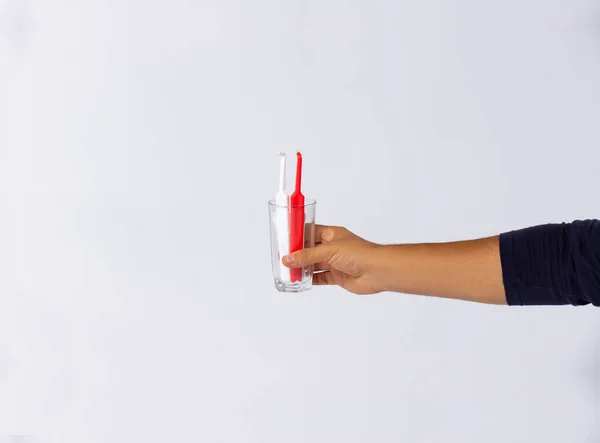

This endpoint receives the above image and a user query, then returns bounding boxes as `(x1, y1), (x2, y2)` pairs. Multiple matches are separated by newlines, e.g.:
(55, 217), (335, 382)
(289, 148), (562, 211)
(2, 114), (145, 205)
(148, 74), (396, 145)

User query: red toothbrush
(289, 152), (305, 282)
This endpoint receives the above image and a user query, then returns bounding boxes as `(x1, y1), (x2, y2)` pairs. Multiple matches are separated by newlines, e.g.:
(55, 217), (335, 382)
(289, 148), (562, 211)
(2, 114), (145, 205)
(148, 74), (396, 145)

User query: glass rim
(268, 198), (316, 209)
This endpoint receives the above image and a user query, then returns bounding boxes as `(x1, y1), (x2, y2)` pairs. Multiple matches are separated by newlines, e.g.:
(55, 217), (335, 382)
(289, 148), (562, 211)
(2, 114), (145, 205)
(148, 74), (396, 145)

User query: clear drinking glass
(268, 199), (316, 292)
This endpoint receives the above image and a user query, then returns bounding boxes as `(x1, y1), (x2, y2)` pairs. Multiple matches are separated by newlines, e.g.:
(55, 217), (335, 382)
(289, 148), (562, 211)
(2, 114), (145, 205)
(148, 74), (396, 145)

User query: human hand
(282, 225), (385, 295)
(283, 225), (506, 303)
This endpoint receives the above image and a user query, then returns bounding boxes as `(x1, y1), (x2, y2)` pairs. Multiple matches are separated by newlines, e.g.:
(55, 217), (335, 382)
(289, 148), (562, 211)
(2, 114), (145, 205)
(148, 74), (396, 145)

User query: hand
(282, 225), (506, 303)
(282, 225), (384, 295)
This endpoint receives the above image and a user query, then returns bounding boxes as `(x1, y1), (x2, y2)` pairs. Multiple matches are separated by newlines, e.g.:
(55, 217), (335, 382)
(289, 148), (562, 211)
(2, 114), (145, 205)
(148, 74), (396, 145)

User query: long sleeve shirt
(499, 219), (600, 306)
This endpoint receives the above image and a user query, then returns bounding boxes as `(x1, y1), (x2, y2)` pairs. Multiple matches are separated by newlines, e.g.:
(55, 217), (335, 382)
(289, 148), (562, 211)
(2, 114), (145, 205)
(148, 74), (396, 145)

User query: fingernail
(283, 254), (295, 265)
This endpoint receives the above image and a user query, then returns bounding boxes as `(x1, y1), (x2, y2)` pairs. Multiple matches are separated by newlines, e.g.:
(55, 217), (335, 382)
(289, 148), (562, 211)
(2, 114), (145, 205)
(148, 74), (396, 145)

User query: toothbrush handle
(290, 152), (304, 283)
(289, 200), (305, 282)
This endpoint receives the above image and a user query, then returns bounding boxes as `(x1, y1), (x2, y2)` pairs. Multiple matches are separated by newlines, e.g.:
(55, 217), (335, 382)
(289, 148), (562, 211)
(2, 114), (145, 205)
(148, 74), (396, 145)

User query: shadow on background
(0, 435), (36, 443)
(0, 0), (34, 57)
(585, 321), (600, 443)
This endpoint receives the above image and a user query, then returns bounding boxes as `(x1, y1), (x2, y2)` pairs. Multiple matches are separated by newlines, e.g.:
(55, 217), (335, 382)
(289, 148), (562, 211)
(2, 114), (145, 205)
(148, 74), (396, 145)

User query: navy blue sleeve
(499, 219), (600, 306)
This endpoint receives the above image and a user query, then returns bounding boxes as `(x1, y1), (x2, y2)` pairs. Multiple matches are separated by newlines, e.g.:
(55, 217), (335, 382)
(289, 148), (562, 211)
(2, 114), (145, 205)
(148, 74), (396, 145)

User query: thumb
(283, 244), (335, 268)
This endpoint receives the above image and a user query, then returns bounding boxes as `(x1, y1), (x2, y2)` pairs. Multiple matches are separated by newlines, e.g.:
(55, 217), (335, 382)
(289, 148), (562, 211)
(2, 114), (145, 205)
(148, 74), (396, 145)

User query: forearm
(375, 237), (507, 304)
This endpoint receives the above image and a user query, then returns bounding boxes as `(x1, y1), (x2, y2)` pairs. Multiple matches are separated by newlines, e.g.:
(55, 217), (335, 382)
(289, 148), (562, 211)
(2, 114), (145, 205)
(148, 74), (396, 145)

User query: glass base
(274, 278), (312, 293)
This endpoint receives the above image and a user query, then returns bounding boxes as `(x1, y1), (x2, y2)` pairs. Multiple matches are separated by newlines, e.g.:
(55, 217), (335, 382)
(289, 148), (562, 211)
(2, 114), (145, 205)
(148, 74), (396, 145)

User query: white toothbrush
(275, 152), (291, 281)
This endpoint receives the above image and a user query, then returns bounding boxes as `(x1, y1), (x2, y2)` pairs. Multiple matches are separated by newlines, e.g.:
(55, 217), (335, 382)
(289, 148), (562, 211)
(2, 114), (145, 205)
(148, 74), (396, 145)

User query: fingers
(283, 243), (335, 268)
(313, 271), (335, 285)
(315, 225), (351, 244)
(314, 261), (330, 272)
(284, 225), (353, 269)
(315, 225), (331, 243)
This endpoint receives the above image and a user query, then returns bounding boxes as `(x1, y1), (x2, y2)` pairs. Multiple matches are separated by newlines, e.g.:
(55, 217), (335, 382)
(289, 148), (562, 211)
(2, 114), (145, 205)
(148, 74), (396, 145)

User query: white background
(1, 0), (600, 442)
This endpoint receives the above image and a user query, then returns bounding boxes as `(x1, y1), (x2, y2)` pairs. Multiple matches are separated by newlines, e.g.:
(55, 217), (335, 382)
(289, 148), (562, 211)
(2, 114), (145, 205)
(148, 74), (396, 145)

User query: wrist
(370, 244), (402, 293)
